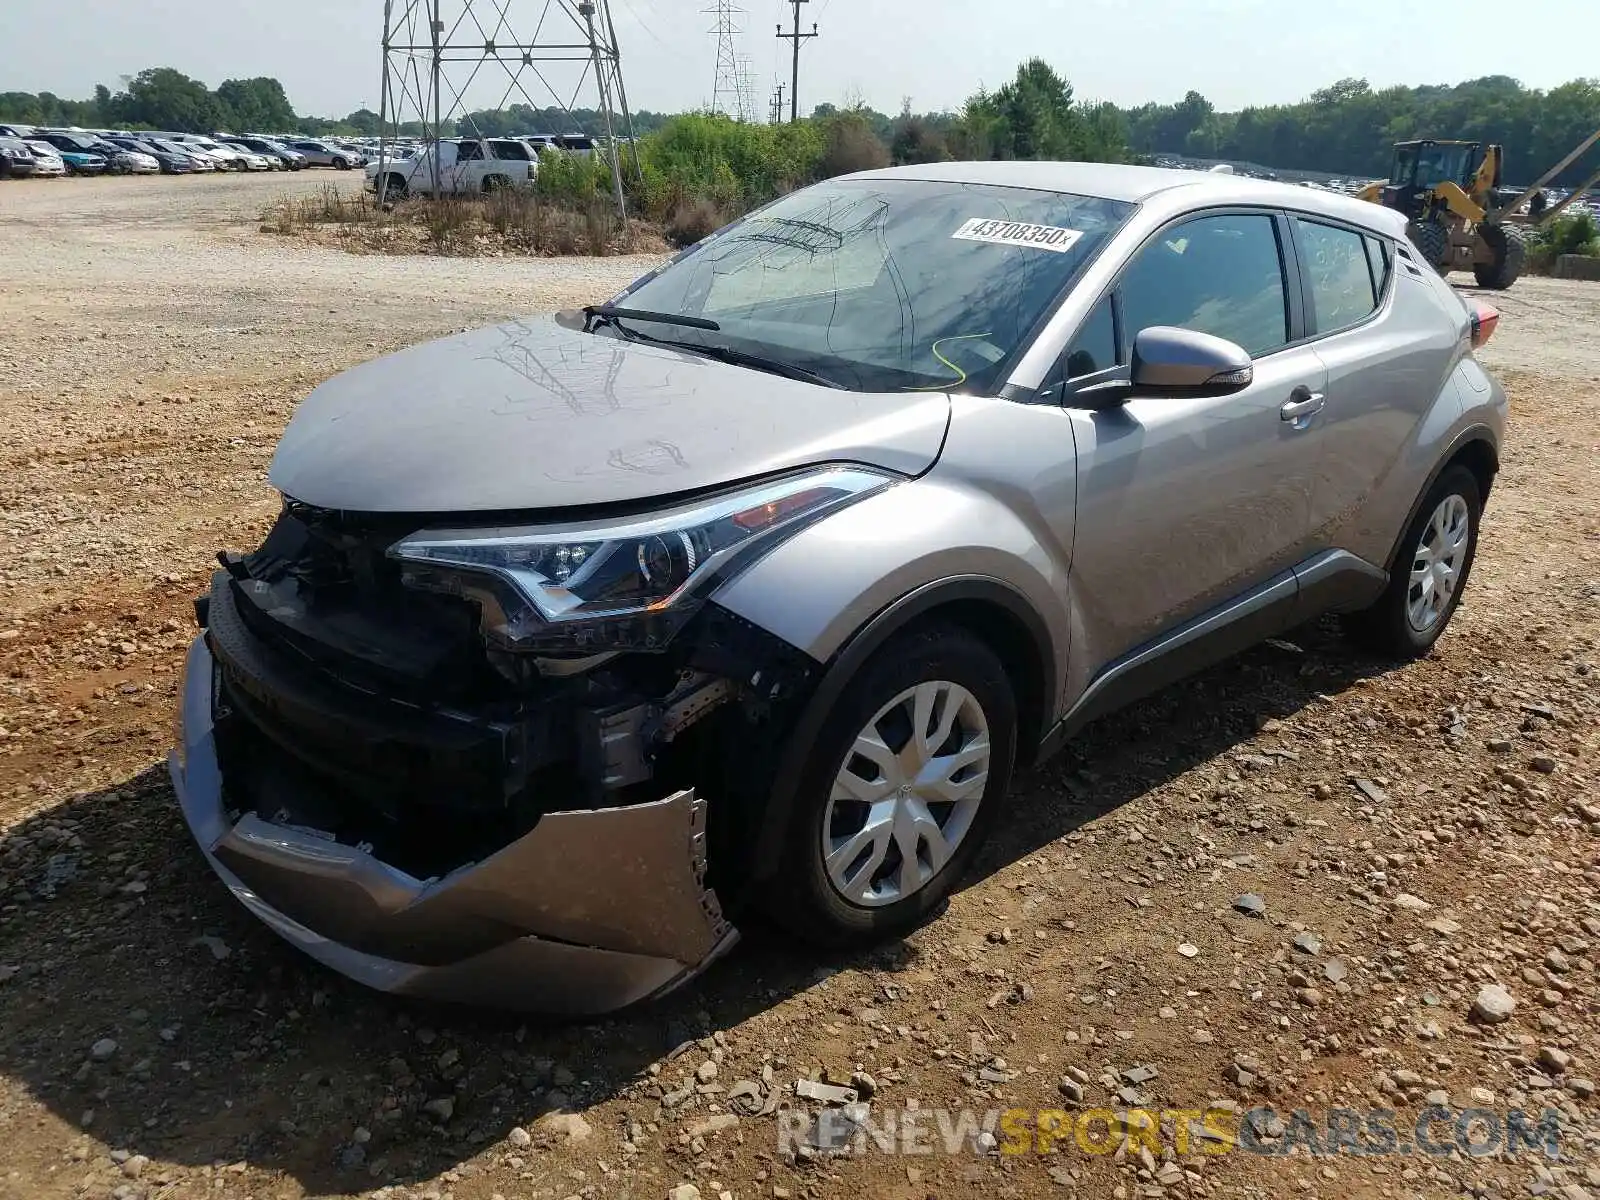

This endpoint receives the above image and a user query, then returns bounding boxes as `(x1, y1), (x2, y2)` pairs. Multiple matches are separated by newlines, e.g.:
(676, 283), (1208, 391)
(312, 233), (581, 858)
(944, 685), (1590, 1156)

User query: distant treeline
(4, 67), (1598, 185)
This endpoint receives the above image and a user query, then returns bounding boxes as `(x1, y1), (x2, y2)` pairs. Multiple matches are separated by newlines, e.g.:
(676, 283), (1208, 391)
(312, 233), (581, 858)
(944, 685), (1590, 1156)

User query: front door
(1065, 210), (1327, 675)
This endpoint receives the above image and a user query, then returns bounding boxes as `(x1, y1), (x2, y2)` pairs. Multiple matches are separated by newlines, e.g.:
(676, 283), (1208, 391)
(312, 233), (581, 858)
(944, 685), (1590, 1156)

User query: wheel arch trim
(748, 575), (1059, 881)
(1382, 424), (1499, 574)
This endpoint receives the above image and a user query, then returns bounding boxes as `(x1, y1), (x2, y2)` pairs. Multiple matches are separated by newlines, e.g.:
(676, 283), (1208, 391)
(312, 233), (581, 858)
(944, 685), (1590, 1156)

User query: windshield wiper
(654, 339), (845, 389)
(595, 317), (843, 389)
(584, 304), (720, 332)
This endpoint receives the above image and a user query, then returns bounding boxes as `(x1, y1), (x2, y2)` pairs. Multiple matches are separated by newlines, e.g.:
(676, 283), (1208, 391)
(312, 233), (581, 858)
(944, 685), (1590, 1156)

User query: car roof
(843, 160), (1410, 238)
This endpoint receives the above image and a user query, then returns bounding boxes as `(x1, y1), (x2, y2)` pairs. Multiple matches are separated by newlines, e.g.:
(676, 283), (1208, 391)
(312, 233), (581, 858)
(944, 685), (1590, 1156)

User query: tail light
(1467, 299), (1499, 348)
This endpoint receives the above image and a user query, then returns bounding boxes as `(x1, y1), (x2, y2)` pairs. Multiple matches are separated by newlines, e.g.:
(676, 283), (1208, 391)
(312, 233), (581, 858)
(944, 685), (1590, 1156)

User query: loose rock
(1471, 984), (1517, 1025)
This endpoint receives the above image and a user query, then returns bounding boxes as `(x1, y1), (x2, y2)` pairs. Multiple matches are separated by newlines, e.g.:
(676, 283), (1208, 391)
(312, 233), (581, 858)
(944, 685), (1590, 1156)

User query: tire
(1473, 223), (1525, 290)
(1345, 464), (1482, 659)
(380, 173), (408, 202)
(1408, 220), (1451, 272)
(482, 174), (510, 193)
(764, 622), (1017, 947)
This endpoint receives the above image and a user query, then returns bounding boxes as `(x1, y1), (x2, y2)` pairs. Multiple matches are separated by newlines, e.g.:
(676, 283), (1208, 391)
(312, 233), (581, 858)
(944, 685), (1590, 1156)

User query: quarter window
(1119, 213), (1290, 357)
(1364, 235), (1393, 298)
(1065, 296), (1117, 379)
(1296, 218), (1379, 333)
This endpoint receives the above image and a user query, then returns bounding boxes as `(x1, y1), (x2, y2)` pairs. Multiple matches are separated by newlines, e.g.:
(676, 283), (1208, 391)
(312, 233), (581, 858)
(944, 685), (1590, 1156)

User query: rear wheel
(379, 173), (408, 202)
(1408, 220), (1451, 272)
(1473, 223), (1525, 290)
(1346, 464), (1482, 659)
(766, 623), (1017, 946)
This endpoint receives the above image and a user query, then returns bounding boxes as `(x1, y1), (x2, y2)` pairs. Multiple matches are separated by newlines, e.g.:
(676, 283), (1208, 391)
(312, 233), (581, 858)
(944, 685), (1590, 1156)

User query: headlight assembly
(388, 466), (895, 654)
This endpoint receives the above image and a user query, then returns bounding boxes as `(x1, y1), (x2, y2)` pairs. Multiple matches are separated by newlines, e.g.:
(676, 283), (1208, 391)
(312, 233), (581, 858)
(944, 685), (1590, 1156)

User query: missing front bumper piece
(169, 636), (738, 1014)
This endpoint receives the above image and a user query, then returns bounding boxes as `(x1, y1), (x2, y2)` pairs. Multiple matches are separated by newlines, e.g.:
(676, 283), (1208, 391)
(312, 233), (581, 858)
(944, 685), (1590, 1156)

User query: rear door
(1065, 209), (1328, 668)
(450, 139), (486, 192)
(1287, 215), (1458, 554)
(489, 139), (535, 182)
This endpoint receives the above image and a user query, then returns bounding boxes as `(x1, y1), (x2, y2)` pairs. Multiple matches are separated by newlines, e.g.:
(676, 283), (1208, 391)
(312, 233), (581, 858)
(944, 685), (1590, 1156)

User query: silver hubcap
(820, 680), (991, 907)
(1407, 493), (1470, 633)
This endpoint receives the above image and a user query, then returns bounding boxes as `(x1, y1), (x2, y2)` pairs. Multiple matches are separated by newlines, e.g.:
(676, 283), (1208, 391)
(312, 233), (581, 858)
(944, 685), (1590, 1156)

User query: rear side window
(490, 140), (531, 161)
(1119, 213), (1290, 357)
(1295, 217), (1379, 333)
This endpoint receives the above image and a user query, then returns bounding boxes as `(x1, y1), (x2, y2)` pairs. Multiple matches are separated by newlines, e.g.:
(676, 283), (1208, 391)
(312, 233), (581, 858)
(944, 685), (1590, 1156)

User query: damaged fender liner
(170, 636), (738, 1014)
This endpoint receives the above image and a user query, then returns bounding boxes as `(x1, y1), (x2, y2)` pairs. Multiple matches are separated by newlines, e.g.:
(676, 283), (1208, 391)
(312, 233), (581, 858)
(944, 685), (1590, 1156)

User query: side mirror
(1130, 326), (1253, 394)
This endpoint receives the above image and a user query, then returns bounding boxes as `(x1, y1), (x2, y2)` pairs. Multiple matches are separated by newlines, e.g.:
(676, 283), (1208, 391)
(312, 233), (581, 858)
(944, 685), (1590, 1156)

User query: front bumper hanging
(168, 636), (738, 1015)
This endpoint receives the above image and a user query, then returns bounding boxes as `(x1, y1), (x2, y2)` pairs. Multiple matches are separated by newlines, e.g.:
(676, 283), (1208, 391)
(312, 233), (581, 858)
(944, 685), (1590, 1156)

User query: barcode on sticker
(951, 218), (1083, 253)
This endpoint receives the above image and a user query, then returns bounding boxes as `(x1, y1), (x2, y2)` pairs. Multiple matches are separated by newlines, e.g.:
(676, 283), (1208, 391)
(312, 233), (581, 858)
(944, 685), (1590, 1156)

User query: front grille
(206, 574), (577, 875)
(230, 503), (498, 704)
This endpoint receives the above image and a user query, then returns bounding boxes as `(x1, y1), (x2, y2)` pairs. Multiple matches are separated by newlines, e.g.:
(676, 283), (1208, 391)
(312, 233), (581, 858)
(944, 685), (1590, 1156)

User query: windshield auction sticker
(951, 218), (1084, 253)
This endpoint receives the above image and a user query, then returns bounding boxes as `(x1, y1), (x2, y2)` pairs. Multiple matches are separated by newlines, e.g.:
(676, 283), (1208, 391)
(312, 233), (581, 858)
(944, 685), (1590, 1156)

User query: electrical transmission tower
(735, 54), (759, 123)
(378, 0), (640, 214)
(706, 0), (745, 120)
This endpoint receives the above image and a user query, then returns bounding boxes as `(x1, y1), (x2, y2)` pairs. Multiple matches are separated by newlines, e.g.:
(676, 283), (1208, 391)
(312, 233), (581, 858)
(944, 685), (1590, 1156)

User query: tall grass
(261, 183), (647, 257)
(258, 110), (907, 257)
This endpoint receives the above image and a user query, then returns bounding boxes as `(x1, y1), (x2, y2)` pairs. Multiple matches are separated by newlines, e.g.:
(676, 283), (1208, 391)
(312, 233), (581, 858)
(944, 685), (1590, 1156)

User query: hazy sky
(3, 0), (1596, 120)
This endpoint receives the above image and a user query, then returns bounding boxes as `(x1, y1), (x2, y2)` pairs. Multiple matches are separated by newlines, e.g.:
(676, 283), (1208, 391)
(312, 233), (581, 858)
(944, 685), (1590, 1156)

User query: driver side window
(1119, 213), (1290, 358)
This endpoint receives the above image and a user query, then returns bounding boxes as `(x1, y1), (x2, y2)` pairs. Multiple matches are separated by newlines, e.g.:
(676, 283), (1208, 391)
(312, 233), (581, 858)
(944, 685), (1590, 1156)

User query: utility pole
(775, 0), (817, 123)
(770, 81), (785, 125)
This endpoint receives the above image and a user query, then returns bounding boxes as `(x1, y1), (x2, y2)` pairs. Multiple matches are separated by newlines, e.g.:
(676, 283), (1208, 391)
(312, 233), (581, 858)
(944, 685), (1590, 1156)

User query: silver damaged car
(170, 162), (1507, 1013)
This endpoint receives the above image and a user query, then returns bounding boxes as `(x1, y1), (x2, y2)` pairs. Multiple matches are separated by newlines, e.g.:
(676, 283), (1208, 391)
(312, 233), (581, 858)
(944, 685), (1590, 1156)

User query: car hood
(269, 316), (952, 513)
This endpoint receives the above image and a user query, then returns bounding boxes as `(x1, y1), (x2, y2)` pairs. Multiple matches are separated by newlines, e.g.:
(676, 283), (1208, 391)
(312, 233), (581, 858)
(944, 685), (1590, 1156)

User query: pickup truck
(367, 138), (539, 199)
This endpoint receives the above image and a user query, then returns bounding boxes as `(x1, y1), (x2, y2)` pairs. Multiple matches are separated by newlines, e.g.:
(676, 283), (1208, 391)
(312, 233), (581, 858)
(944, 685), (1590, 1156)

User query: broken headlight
(388, 466), (895, 653)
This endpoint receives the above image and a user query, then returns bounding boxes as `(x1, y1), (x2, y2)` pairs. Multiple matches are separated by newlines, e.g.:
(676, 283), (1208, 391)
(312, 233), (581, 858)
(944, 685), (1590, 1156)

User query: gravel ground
(1, 172), (1598, 1200)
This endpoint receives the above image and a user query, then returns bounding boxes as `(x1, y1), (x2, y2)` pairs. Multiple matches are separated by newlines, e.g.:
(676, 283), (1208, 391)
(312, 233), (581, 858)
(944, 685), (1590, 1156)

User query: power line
(774, 0), (817, 123)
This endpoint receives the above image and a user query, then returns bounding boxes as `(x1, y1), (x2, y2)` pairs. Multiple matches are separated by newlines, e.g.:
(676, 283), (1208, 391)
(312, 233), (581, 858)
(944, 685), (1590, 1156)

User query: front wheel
(1345, 464), (1482, 658)
(766, 623), (1017, 946)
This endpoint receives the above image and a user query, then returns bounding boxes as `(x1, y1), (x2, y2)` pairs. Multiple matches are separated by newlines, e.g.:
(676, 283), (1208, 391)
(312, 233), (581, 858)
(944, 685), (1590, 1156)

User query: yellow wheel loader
(1359, 129), (1600, 290)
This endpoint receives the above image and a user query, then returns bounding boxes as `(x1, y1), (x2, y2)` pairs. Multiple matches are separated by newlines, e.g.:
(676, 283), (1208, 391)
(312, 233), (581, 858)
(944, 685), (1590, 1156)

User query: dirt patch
(2, 173), (1599, 1200)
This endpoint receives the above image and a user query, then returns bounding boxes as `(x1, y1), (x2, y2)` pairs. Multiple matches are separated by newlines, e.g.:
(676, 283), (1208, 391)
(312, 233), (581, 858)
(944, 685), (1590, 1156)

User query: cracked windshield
(617, 178), (1134, 393)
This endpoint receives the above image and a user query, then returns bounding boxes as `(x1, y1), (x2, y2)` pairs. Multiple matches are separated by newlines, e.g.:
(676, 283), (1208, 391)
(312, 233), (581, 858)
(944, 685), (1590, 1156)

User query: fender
(1381, 423), (1499, 574)
(748, 575), (1058, 881)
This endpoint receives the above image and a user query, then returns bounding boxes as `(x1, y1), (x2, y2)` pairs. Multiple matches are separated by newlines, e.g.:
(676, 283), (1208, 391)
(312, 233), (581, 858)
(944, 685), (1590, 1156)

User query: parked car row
(0, 124), (377, 179)
(0, 123), (622, 184)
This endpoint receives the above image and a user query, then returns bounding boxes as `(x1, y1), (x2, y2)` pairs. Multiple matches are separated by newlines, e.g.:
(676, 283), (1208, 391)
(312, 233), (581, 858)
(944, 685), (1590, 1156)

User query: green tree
(1125, 74), (1600, 185)
(890, 115), (952, 165)
(215, 77), (297, 131)
(948, 60), (1128, 163)
(108, 68), (220, 131)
